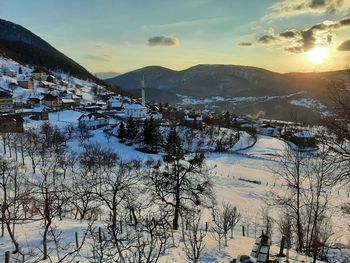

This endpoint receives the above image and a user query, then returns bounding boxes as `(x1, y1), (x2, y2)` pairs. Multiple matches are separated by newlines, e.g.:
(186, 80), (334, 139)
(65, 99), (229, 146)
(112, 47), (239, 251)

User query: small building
(108, 100), (123, 111)
(4, 68), (17, 77)
(258, 124), (280, 137)
(8, 82), (20, 91)
(62, 98), (75, 109)
(0, 91), (13, 113)
(17, 76), (34, 89)
(27, 97), (41, 107)
(148, 111), (163, 120)
(184, 114), (203, 126)
(291, 130), (317, 149)
(0, 114), (24, 133)
(46, 75), (57, 83)
(41, 93), (62, 110)
(125, 103), (147, 119)
(31, 105), (49, 120)
(78, 112), (109, 130)
(31, 68), (48, 81)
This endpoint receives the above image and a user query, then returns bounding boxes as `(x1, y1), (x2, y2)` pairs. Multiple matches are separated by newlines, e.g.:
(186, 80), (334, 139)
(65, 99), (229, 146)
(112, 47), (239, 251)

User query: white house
(125, 103), (147, 119)
(78, 112), (109, 130)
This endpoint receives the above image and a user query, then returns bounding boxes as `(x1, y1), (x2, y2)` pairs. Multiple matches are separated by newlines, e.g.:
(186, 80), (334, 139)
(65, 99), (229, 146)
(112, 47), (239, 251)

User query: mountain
(106, 64), (350, 123)
(95, 72), (120, 80)
(0, 19), (115, 89)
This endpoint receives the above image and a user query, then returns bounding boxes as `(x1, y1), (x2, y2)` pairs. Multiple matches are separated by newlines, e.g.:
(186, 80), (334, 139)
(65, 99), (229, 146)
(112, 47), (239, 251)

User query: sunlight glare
(307, 47), (329, 65)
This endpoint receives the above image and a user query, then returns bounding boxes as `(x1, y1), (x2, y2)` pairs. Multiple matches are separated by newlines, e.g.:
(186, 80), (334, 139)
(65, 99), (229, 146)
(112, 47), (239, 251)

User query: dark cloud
(246, 17), (350, 53)
(264, 0), (350, 20)
(257, 35), (279, 44)
(147, 36), (179, 47)
(338, 39), (350, 51)
(238, 42), (253, 46)
(279, 30), (300, 38)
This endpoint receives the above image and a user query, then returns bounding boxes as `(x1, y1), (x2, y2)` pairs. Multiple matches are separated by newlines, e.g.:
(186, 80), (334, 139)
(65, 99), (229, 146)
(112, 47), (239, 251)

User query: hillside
(106, 64), (350, 122)
(0, 19), (122, 92)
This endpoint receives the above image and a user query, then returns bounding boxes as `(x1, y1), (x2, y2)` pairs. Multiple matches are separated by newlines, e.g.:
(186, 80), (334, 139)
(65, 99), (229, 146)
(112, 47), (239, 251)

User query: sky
(1, 0), (350, 74)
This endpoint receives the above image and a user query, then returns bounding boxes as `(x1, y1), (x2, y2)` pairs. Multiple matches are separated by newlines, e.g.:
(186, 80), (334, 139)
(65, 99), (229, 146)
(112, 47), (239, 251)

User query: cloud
(84, 55), (110, 62)
(264, 0), (350, 20)
(257, 35), (279, 44)
(245, 17), (350, 53)
(338, 39), (350, 51)
(147, 36), (179, 47)
(238, 42), (253, 46)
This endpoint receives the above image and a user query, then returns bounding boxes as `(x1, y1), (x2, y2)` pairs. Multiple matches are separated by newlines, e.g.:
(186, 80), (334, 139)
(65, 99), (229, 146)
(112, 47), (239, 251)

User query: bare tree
(181, 210), (206, 263)
(211, 202), (241, 247)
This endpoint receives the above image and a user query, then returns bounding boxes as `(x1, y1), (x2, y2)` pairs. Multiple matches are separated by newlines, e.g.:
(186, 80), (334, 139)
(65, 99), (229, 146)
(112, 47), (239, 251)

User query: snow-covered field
(0, 112), (345, 262)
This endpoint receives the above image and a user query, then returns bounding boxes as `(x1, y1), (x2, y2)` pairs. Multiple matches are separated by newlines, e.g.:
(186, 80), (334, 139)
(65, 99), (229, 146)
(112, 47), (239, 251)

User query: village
(0, 61), (318, 153)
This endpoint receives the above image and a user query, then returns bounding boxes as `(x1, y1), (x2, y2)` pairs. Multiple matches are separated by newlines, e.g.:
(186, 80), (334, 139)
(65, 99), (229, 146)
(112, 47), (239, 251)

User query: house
(8, 82), (19, 91)
(107, 98), (123, 111)
(78, 112), (109, 129)
(258, 124), (280, 137)
(27, 97), (41, 107)
(4, 68), (17, 77)
(40, 81), (55, 88)
(124, 104), (147, 119)
(291, 130), (317, 149)
(46, 75), (57, 83)
(31, 68), (48, 81)
(62, 98), (75, 109)
(63, 94), (81, 105)
(0, 91), (13, 113)
(184, 113), (203, 126)
(17, 76), (34, 89)
(0, 114), (24, 133)
(41, 93), (62, 110)
(31, 105), (49, 120)
(148, 111), (163, 120)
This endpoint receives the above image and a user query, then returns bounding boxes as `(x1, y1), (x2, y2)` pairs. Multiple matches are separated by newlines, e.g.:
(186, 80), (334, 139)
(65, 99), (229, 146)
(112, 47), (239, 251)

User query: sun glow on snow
(307, 47), (329, 65)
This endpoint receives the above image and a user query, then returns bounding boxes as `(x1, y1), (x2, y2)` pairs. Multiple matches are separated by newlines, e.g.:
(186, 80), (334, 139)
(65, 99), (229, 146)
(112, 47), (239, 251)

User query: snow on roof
(293, 131), (315, 138)
(17, 76), (33, 82)
(110, 101), (122, 107)
(125, 103), (146, 110)
(32, 105), (48, 113)
(62, 98), (75, 103)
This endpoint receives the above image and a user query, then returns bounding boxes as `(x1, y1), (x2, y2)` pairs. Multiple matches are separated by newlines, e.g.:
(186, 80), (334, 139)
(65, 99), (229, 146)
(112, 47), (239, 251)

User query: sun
(307, 47), (329, 65)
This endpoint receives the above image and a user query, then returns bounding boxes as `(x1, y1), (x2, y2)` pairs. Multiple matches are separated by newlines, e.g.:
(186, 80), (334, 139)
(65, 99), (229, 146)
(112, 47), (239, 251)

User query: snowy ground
(0, 110), (345, 262)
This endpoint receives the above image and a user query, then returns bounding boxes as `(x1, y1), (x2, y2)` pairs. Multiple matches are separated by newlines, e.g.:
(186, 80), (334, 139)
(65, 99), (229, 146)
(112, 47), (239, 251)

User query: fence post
(279, 235), (285, 256)
(242, 226), (245, 236)
(75, 232), (79, 248)
(4, 251), (10, 263)
(99, 227), (102, 243)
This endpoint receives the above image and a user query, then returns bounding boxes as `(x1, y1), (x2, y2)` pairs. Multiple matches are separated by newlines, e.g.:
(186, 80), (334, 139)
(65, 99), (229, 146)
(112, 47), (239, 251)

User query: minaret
(141, 75), (145, 107)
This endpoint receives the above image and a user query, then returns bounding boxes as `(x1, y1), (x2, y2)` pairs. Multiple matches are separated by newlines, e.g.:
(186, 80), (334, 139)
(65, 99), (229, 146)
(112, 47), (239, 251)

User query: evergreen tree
(18, 66), (22, 75)
(147, 126), (212, 230)
(148, 117), (162, 151)
(126, 116), (137, 143)
(143, 118), (151, 146)
(164, 126), (184, 162)
(118, 122), (126, 142)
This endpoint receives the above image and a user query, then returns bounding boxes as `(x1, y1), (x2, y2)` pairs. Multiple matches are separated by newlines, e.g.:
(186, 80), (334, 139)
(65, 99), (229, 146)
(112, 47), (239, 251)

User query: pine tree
(118, 122), (126, 142)
(164, 126), (184, 162)
(143, 118), (151, 146)
(147, 126), (211, 230)
(148, 117), (162, 151)
(126, 116), (137, 143)
(18, 66), (22, 75)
